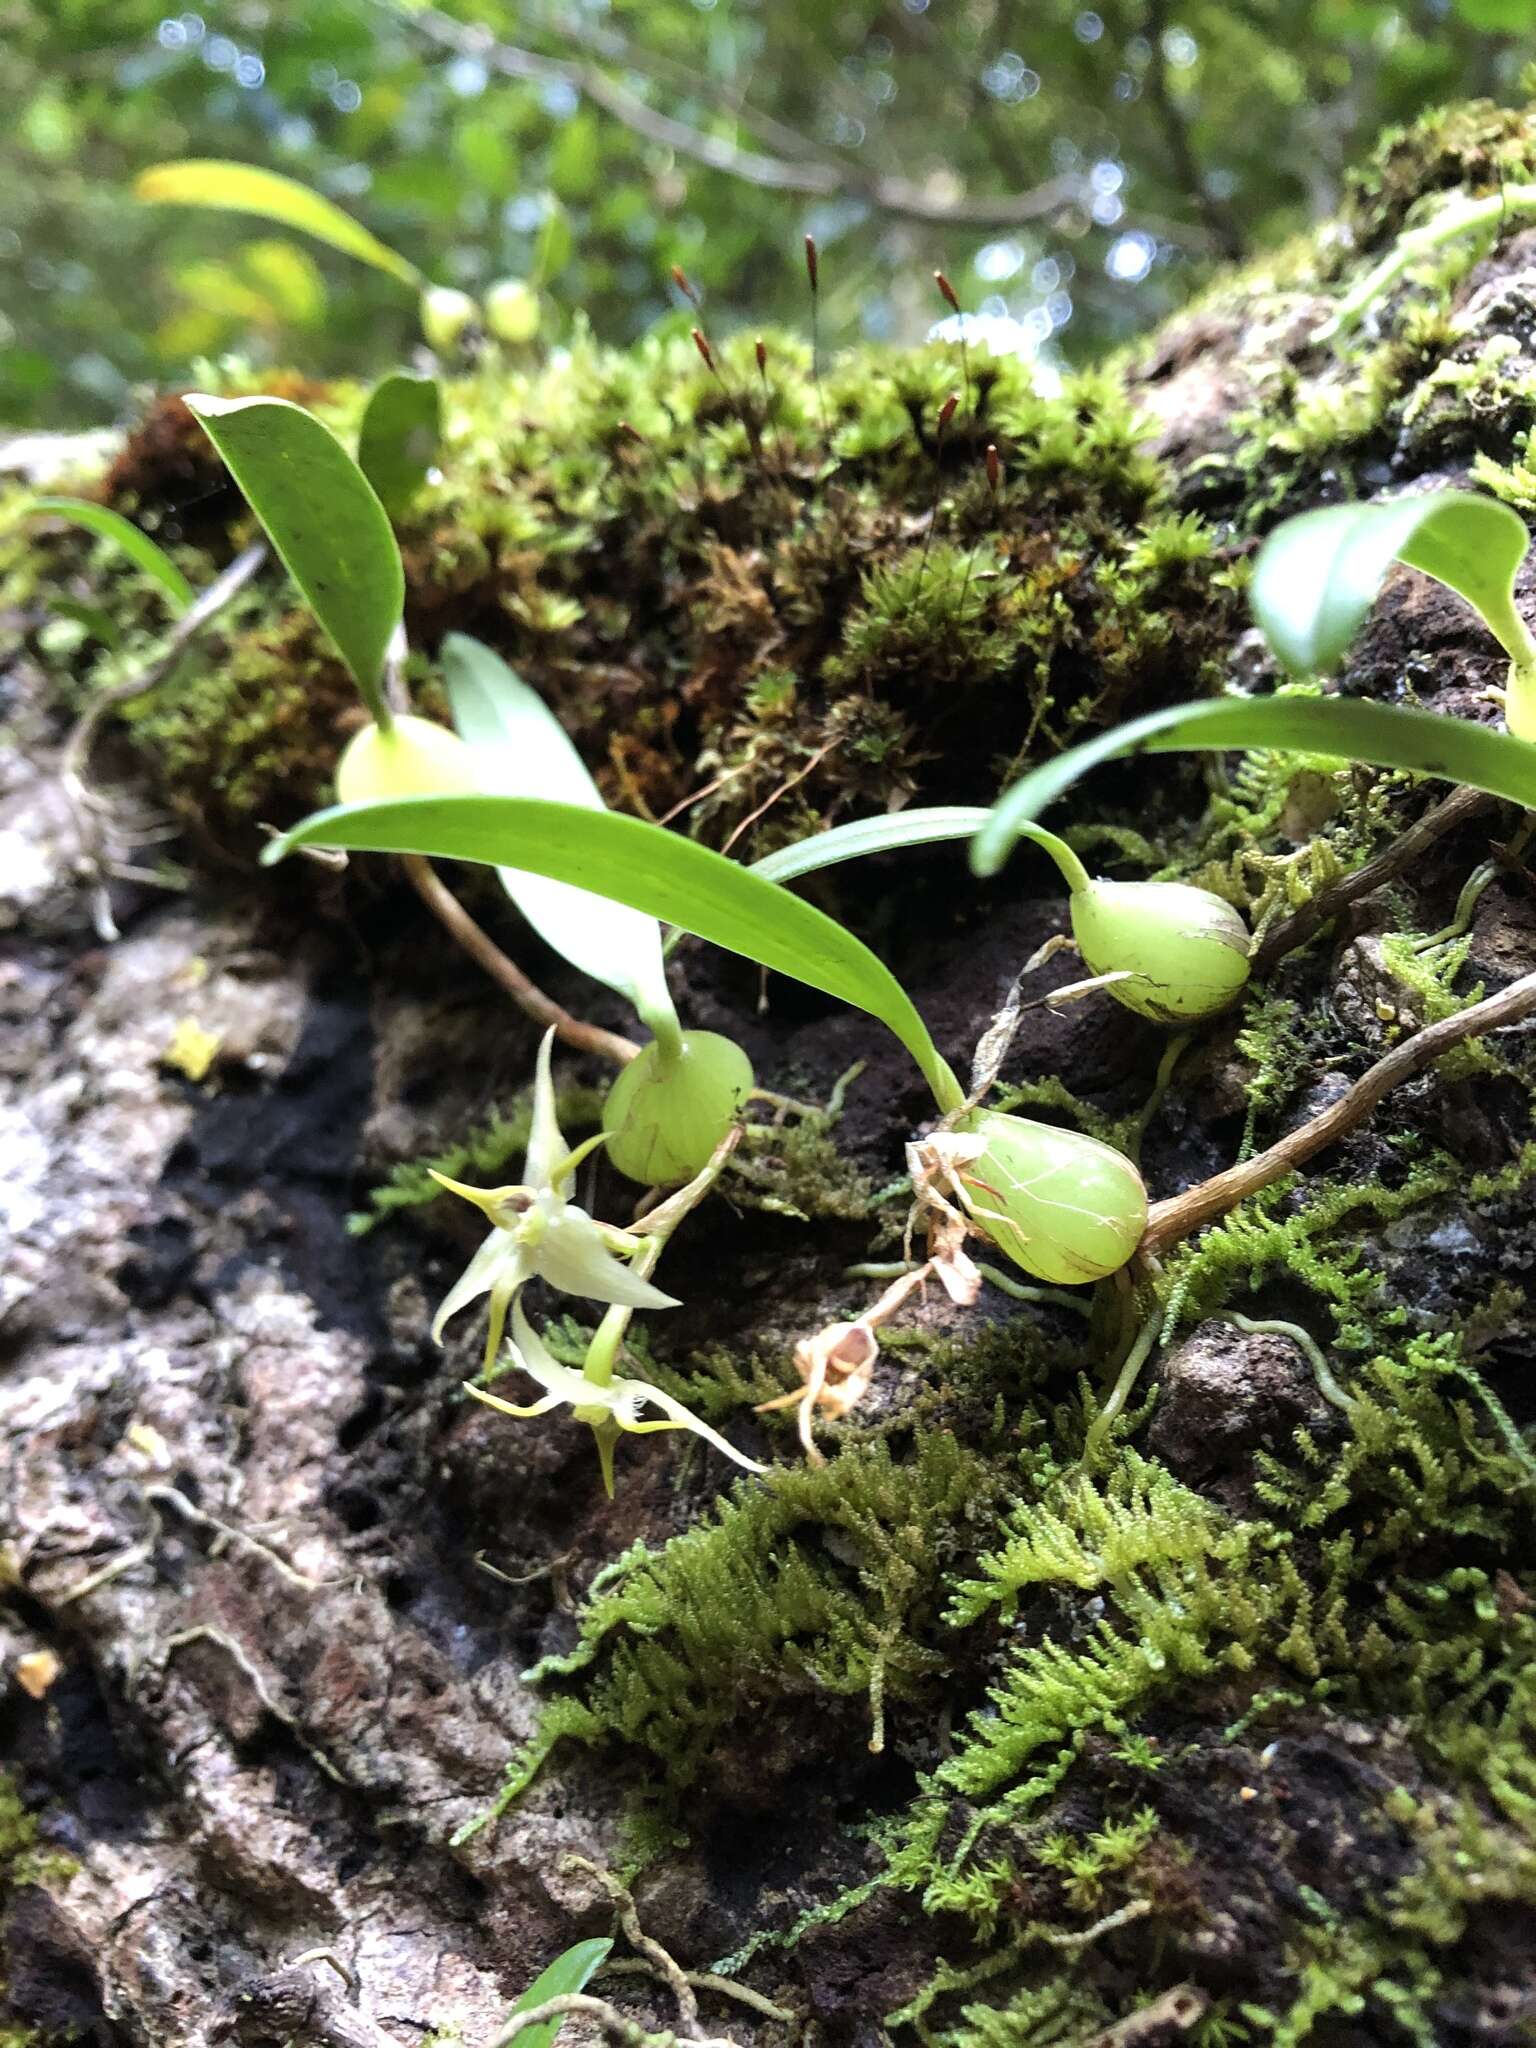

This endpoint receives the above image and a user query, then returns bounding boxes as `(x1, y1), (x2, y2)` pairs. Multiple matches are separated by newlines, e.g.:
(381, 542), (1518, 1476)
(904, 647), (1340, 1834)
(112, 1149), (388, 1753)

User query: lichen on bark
(7, 95), (1536, 2048)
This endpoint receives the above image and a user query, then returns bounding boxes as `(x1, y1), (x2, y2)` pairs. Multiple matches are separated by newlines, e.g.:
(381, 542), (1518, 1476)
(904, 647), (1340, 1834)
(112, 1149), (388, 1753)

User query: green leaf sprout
(440, 634), (683, 1054)
(184, 393), (405, 727)
(973, 694), (1536, 875)
(1250, 491), (1536, 731)
(356, 371), (441, 522)
(503, 1938), (613, 2048)
(31, 496), (195, 614)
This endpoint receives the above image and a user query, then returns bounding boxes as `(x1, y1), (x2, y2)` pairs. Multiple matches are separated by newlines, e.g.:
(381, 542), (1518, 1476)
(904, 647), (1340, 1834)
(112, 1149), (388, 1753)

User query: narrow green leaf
(973, 694), (1536, 876)
(263, 794), (962, 1111)
(441, 633), (675, 1031)
(184, 394), (403, 718)
(1252, 491), (1536, 678)
(751, 806), (991, 885)
(49, 598), (124, 650)
(33, 496), (195, 613)
(357, 373), (441, 521)
(135, 161), (423, 289)
(505, 1937), (612, 2048)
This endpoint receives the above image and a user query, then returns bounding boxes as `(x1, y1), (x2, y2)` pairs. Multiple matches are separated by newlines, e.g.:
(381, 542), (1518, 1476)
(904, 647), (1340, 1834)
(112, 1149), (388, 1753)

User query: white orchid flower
(431, 1030), (677, 1371)
(466, 1300), (767, 1492)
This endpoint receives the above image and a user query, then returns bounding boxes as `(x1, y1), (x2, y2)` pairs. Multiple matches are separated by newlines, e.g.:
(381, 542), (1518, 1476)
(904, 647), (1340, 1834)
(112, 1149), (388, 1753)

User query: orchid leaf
(1251, 491), (1535, 678)
(973, 693), (1536, 875)
(263, 794), (962, 1111)
(440, 634), (676, 1034)
(135, 161), (422, 288)
(184, 393), (403, 719)
(505, 1938), (612, 2048)
(751, 806), (991, 884)
(32, 496), (194, 613)
(357, 373), (440, 521)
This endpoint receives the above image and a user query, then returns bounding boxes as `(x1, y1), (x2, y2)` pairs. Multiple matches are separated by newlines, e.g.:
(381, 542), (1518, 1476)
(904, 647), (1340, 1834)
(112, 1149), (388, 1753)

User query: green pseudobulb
(1071, 878), (1251, 1022)
(335, 715), (480, 803)
(419, 285), (479, 353)
(485, 278), (541, 344)
(603, 1031), (754, 1185)
(955, 1109), (1147, 1285)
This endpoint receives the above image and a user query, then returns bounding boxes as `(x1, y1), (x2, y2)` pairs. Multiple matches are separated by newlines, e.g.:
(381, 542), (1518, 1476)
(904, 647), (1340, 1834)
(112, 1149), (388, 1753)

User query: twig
(1142, 965), (1536, 1256)
(565, 1858), (702, 2037)
(718, 737), (840, 856)
(60, 541), (267, 939)
(1142, 0), (1241, 259)
(1074, 1982), (1208, 2047)
(1251, 784), (1497, 974)
(601, 1961), (794, 2025)
(144, 1484), (336, 1590)
(401, 853), (640, 1067)
(159, 1625), (347, 1784)
(396, 3), (1087, 230)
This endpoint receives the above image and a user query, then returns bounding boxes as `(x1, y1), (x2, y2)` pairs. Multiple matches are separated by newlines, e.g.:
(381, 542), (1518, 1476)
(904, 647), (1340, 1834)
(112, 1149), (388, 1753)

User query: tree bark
(7, 97), (1536, 2048)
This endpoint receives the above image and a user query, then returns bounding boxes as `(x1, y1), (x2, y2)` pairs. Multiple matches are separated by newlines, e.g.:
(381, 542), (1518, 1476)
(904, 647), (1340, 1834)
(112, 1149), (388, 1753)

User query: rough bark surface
(7, 98), (1536, 2048)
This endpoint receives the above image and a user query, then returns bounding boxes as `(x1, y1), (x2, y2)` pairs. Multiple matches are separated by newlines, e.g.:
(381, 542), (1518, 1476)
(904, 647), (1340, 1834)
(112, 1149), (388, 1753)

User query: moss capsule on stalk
(944, 1110), (1147, 1285)
(602, 1030), (754, 1185)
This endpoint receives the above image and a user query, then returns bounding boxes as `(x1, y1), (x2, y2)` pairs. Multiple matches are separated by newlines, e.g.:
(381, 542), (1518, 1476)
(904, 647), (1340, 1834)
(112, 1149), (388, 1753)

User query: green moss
(472, 1430), (998, 1823)
(348, 1084), (604, 1236)
(0, 1770), (77, 2048)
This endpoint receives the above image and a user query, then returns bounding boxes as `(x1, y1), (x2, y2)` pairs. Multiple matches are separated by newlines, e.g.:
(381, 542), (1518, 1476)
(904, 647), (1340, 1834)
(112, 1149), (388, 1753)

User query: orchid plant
(432, 1030), (763, 1490)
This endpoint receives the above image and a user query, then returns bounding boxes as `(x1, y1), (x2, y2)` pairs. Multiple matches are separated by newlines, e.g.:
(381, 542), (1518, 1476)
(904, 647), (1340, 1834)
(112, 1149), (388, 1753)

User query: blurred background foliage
(4, 0), (1534, 428)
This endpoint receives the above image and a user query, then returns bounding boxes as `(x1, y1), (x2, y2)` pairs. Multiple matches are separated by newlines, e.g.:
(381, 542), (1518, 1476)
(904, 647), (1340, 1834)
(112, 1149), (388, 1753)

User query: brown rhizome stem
(399, 852), (640, 1067)
(1142, 964), (1536, 1257)
(1250, 782), (1500, 972)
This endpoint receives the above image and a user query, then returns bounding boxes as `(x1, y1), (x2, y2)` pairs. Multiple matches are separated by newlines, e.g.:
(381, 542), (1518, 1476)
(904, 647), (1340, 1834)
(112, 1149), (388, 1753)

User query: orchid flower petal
(614, 1376), (767, 1474)
(522, 1027), (567, 1190)
(432, 1228), (519, 1345)
(538, 1207), (679, 1310)
(464, 1382), (563, 1420)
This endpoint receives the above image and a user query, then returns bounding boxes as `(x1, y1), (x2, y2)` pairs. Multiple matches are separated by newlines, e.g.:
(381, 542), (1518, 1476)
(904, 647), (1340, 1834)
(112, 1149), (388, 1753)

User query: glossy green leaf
(357, 372), (441, 521)
(1251, 491), (1536, 678)
(750, 806), (991, 884)
(32, 496), (194, 613)
(184, 393), (403, 719)
(441, 633), (676, 1034)
(504, 1937), (612, 2048)
(973, 694), (1536, 876)
(134, 161), (422, 288)
(264, 794), (963, 1111)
